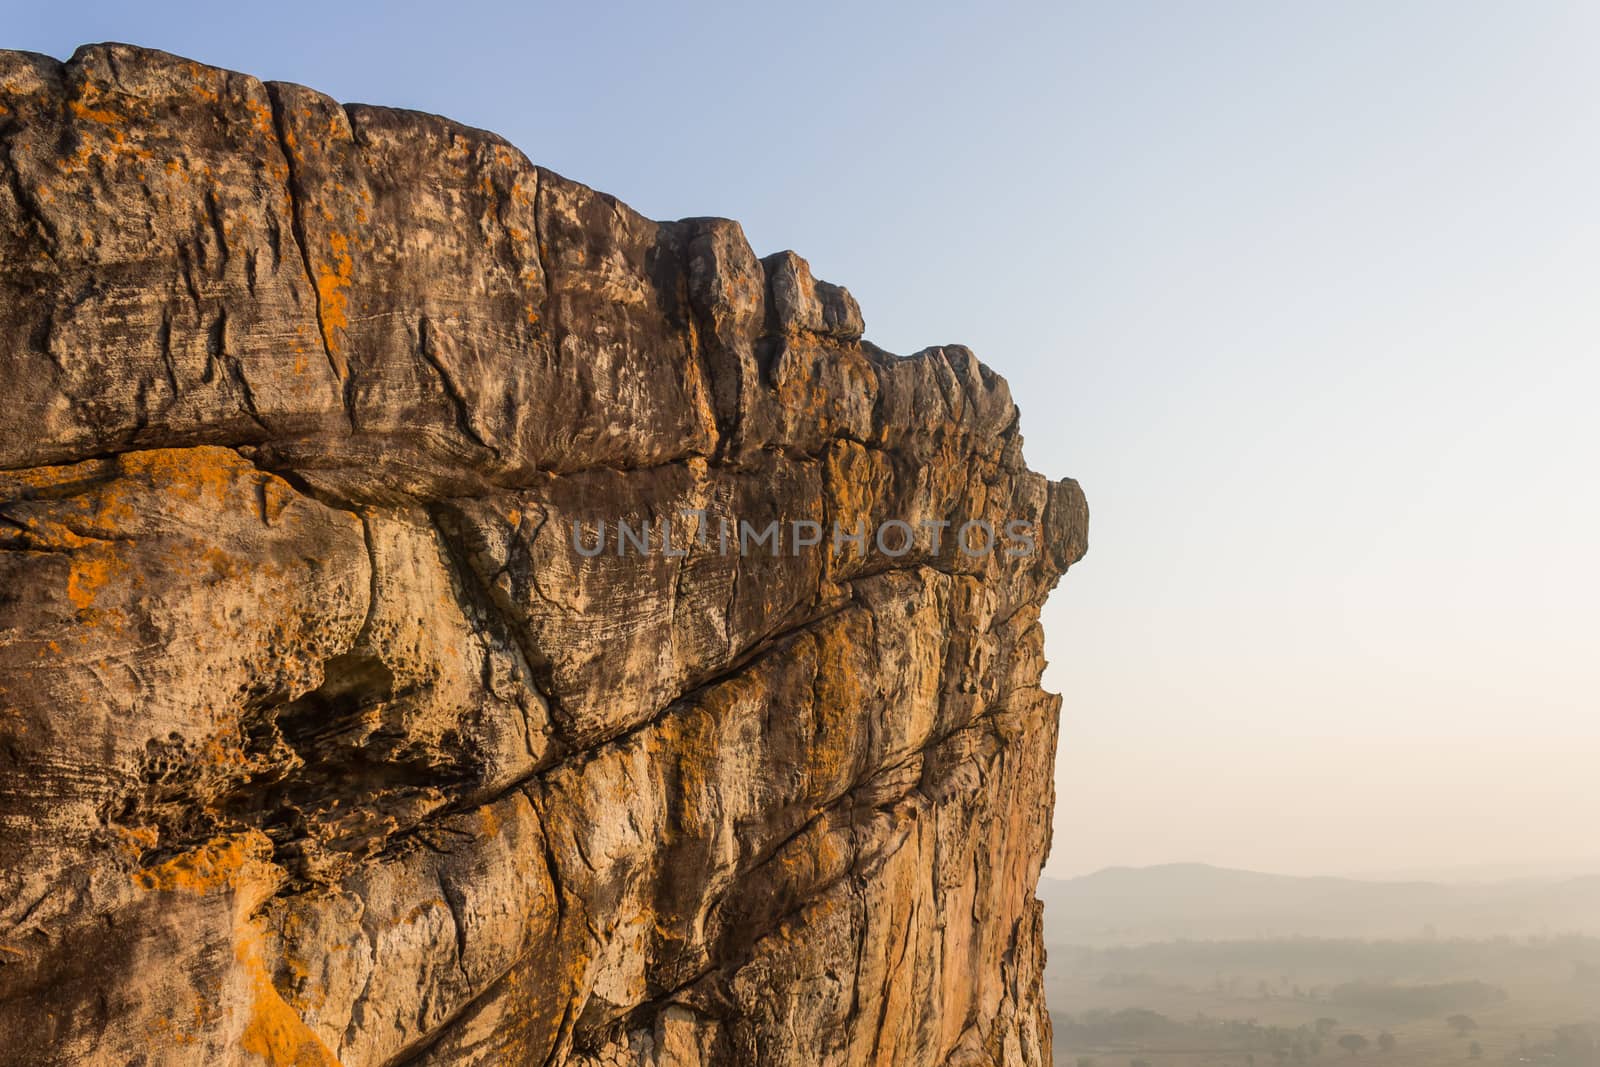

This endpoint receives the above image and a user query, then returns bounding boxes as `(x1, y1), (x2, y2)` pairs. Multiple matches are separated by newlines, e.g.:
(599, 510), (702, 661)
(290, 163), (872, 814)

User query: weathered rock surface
(0, 43), (1088, 1066)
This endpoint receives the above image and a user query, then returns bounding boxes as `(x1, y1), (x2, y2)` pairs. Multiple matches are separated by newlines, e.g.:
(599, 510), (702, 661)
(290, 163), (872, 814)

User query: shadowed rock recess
(0, 43), (1087, 1067)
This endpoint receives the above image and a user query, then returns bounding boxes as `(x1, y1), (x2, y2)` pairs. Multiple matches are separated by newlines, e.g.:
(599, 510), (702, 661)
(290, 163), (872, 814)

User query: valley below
(1042, 866), (1600, 1067)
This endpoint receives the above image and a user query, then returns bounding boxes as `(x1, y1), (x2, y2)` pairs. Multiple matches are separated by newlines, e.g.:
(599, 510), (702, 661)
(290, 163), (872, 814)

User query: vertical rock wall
(0, 44), (1087, 1066)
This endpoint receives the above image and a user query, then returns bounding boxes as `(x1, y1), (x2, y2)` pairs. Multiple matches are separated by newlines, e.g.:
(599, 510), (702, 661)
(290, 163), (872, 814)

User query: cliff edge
(0, 43), (1087, 1066)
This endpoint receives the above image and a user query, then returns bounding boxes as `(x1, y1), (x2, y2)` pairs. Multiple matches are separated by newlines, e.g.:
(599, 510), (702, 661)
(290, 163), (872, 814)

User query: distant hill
(1038, 863), (1600, 944)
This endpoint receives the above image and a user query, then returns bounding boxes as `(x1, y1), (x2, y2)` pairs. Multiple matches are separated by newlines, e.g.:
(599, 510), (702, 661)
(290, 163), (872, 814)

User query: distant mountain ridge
(1039, 863), (1600, 944)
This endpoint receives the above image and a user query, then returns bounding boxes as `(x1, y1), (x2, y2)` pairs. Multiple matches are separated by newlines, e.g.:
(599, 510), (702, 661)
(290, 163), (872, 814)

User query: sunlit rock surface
(0, 43), (1087, 1066)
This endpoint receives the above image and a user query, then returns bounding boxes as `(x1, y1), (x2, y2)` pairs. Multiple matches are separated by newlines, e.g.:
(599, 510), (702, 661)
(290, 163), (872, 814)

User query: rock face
(0, 44), (1087, 1067)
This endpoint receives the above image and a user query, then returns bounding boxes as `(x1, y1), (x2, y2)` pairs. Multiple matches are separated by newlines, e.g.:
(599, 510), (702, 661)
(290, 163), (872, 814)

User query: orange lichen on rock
(186, 63), (220, 105)
(58, 90), (155, 175)
(241, 97), (275, 137)
(67, 97), (123, 126)
(131, 835), (338, 1062)
(235, 927), (341, 1067)
(117, 446), (259, 506)
(65, 546), (128, 613)
(314, 232), (354, 369)
(131, 833), (271, 896)
(1, 445), (307, 640)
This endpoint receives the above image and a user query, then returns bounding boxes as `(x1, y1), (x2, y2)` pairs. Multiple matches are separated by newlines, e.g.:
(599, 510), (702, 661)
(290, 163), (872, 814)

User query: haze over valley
(1043, 865), (1600, 1067)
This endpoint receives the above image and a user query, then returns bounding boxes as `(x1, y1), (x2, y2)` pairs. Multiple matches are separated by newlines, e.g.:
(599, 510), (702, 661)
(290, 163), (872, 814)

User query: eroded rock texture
(0, 44), (1087, 1067)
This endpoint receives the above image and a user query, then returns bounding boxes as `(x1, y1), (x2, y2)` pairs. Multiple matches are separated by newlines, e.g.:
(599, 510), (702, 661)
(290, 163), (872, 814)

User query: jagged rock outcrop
(0, 44), (1087, 1066)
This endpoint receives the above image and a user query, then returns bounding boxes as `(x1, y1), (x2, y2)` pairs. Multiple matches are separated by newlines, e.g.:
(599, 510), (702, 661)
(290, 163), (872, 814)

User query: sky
(11, 1), (1599, 882)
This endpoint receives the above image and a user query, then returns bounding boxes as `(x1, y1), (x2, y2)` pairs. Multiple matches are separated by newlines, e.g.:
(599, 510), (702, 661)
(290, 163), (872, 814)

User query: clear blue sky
(13, 1), (1599, 880)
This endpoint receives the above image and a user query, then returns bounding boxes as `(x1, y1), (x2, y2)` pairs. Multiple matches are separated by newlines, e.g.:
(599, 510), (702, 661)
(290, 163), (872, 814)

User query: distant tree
(1078, 1058), (1096, 1067)
(1448, 1015), (1478, 1038)
(1338, 1035), (1370, 1057)
(1316, 1020), (1341, 1037)
(1274, 1049), (1290, 1065)
(1378, 1033), (1396, 1054)
(1310, 1039), (1323, 1057)
(1468, 1042), (1482, 1060)
(1132, 1058), (1151, 1067)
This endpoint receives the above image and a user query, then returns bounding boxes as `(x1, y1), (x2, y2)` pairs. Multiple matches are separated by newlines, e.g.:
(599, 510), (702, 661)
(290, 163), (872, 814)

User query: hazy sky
(12, 2), (1599, 881)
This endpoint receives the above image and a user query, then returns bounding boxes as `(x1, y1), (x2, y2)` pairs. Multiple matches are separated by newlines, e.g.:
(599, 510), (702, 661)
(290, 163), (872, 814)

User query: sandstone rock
(0, 43), (1087, 1066)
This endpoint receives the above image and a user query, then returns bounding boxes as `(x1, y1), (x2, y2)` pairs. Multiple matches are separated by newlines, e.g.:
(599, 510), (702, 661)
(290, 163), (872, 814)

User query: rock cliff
(0, 44), (1087, 1067)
